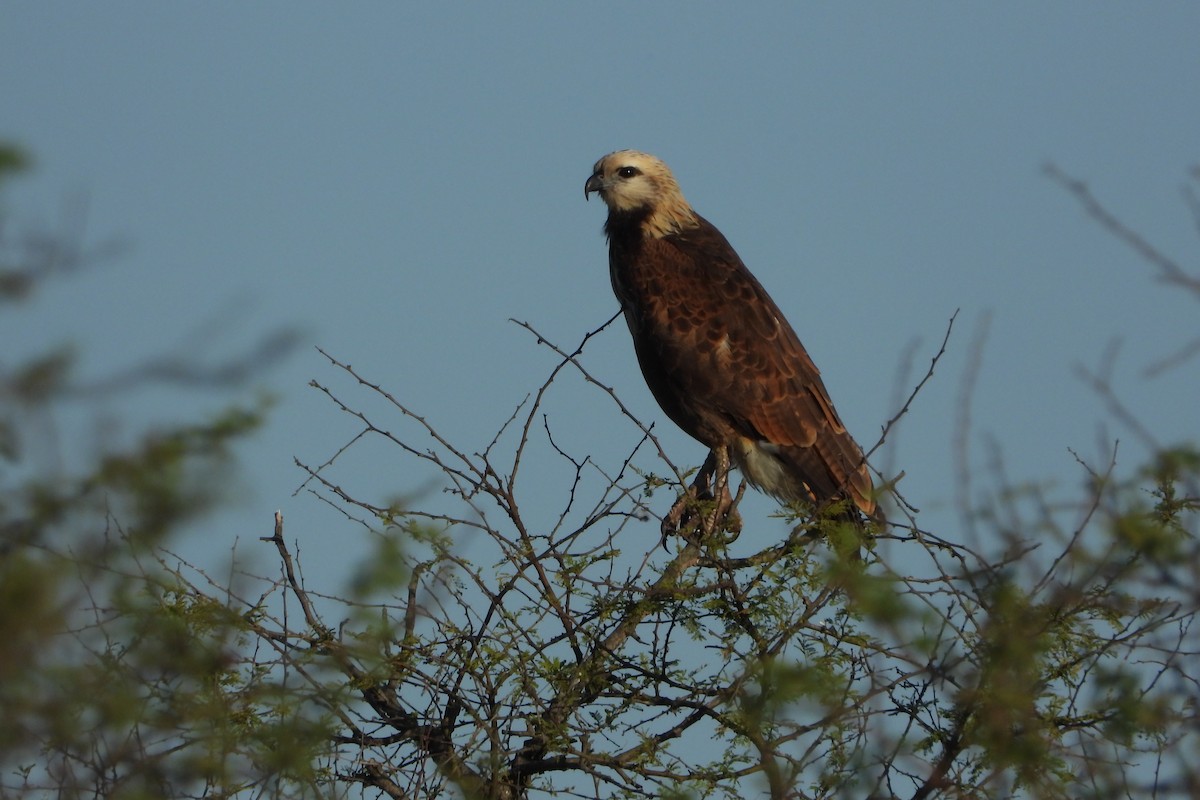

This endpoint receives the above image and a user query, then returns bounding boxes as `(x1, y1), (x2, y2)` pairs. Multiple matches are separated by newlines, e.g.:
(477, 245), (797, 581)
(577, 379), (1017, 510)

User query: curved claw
(660, 447), (742, 545)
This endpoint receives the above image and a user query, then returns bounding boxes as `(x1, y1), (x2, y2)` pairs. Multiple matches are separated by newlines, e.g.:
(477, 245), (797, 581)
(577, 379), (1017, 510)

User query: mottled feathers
(585, 150), (876, 521)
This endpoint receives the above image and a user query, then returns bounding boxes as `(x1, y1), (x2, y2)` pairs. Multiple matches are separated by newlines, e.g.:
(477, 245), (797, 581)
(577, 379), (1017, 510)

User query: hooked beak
(584, 173), (604, 201)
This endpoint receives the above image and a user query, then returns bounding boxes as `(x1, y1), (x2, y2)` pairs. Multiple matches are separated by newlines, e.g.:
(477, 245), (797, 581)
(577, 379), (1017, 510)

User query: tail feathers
(775, 442), (878, 522)
(775, 443), (886, 562)
(732, 437), (886, 551)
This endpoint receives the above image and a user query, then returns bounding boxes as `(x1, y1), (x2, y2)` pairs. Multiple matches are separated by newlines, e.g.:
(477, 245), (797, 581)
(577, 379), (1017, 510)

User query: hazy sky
(3, 4), (1198, 577)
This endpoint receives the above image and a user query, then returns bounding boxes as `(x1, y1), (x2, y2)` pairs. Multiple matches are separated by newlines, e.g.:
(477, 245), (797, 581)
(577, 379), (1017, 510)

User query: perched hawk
(584, 150), (877, 534)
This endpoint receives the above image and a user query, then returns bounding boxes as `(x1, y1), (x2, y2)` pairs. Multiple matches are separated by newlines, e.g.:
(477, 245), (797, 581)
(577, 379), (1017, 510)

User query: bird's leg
(707, 445), (743, 538)
(695, 448), (719, 497)
(660, 451), (715, 542)
(661, 447), (743, 543)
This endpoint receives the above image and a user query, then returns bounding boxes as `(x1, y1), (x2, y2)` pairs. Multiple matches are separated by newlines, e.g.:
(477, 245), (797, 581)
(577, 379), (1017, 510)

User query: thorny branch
(261, 511), (492, 799)
(1044, 163), (1200, 296)
(245, 286), (1198, 798)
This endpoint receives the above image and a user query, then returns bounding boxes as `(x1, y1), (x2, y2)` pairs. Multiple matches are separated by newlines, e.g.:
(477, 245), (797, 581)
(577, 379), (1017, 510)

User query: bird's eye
(617, 166), (640, 179)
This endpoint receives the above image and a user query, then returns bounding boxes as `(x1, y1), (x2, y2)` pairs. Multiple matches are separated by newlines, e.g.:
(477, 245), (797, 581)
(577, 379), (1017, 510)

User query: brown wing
(610, 215), (874, 515)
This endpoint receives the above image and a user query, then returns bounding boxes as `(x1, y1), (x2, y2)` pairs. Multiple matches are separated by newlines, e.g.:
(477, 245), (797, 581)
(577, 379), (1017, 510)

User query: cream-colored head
(585, 150), (698, 238)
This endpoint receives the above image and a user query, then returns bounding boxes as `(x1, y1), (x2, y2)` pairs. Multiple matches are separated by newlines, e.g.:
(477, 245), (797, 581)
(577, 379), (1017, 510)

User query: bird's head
(585, 150), (697, 238)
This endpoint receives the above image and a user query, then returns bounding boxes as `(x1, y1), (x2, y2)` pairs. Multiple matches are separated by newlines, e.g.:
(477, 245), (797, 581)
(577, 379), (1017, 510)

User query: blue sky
(3, 4), (1198, 576)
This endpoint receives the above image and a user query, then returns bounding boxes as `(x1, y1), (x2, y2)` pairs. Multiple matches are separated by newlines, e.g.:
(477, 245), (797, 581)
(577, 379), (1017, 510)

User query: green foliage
(0, 396), (325, 797)
(5, 141), (1198, 800)
(0, 143), (28, 176)
(281, 331), (1198, 799)
(1, 143), (324, 799)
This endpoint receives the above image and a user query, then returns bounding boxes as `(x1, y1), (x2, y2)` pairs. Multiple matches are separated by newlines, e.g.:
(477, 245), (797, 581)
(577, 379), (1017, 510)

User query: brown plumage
(584, 150), (876, 525)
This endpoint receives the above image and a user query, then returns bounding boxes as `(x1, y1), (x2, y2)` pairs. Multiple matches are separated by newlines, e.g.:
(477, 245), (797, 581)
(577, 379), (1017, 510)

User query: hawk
(584, 150), (877, 536)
